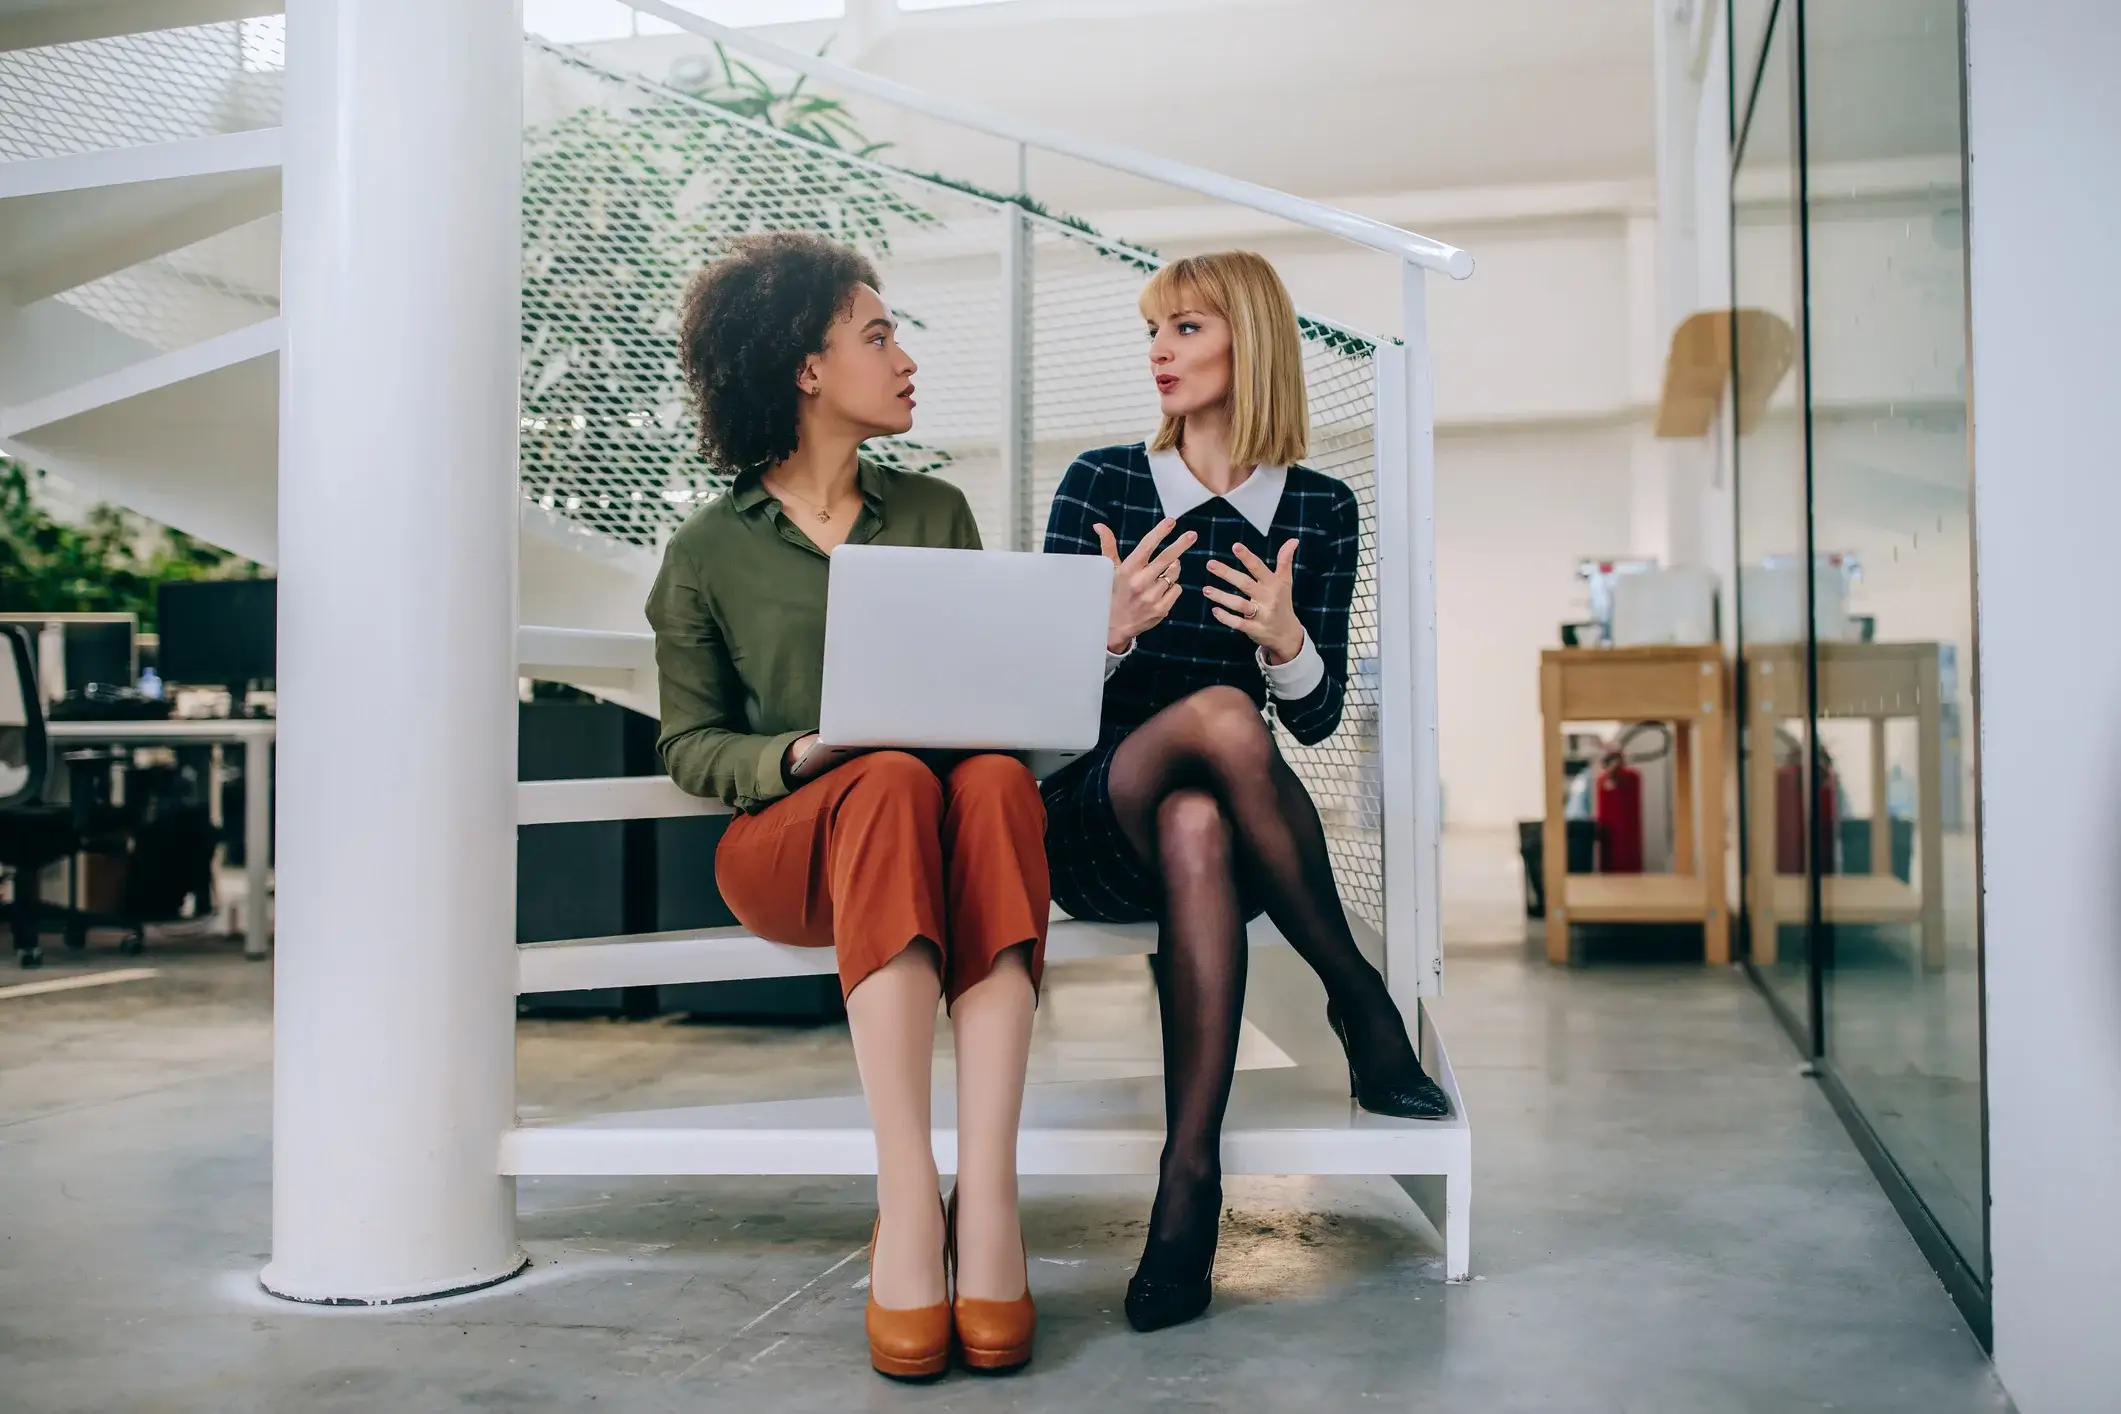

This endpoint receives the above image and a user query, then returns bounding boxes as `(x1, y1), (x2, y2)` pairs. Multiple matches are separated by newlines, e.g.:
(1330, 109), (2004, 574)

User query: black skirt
(1041, 740), (1270, 927)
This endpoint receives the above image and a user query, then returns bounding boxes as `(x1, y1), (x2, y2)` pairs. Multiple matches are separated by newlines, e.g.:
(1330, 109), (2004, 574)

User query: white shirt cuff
(1104, 641), (1134, 681)
(1258, 632), (1324, 700)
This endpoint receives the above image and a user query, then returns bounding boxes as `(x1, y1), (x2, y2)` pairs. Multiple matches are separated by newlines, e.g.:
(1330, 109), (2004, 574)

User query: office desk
(1539, 645), (1731, 966)
(47, 718), (275, 958)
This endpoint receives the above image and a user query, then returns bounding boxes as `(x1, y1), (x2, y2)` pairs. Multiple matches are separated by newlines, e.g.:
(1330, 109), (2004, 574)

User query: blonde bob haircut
(1139, 250), (1309, 469)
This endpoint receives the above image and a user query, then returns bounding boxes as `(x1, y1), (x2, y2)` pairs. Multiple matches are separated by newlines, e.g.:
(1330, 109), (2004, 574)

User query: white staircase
(0, 2), (1475, 1296)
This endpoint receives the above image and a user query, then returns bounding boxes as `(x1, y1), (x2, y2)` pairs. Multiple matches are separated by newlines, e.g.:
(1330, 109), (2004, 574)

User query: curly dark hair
(677, 232), (882, 477)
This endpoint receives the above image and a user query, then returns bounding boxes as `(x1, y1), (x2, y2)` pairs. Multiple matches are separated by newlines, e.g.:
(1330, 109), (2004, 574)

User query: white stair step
(1, 319), (280, 564)
(500, 1049), (1468, 1179)
(0, 131), (280, 302)
(516, 625), (655, 703)
(516, 773), (723, 827)
(516, 916), (1290, 994)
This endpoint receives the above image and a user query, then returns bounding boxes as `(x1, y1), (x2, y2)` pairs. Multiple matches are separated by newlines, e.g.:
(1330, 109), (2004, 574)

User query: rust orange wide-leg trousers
(714, 751), (1050, 1006)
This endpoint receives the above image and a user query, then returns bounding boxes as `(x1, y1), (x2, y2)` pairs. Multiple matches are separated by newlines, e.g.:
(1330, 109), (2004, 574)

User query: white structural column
(262, 0), (526, 1302)
(1966, 1), (2121, 1408)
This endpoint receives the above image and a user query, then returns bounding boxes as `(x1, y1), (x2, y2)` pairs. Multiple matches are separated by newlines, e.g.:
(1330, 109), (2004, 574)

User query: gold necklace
(764, 476), (848, 525)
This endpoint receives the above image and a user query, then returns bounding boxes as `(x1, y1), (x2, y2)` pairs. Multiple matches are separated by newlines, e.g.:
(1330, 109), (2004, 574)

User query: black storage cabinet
(517, 698), (842, 1021)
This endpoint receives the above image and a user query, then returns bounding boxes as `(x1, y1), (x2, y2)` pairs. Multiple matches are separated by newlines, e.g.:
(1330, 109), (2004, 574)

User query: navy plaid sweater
(1043, 442), (1359, 747)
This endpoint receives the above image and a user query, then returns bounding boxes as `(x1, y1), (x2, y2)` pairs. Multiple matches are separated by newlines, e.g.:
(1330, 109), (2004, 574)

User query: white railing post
(264, 0), (525, 1304)
(1376, 260), (1444, 1022)
(999, 143), (1034, 550)
(1403, 261), (1444, 1003)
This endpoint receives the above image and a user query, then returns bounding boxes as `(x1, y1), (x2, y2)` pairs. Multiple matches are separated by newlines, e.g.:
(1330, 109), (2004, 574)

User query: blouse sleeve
(1043, 454), (1108, 558)
(645, 549), (807, 810)
(1271, 480), (1359, 746)
(1046, 455), (1134, 679)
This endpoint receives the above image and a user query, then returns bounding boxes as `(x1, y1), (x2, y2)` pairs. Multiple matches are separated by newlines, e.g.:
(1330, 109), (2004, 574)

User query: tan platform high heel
(865, 1205), (952, 1381)
(945, 1188), (1036, 1373)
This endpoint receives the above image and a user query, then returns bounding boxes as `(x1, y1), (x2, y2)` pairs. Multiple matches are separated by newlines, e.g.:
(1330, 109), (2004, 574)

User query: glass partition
(1724, 0), (1988, 1331)
(1802, 0), (1986, 1288)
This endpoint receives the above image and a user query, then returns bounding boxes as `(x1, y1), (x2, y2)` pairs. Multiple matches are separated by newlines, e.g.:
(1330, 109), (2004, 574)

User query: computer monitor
(64, 619), (136, 692)
(157, 579), (276, 697)
(0, 613), (138, 700)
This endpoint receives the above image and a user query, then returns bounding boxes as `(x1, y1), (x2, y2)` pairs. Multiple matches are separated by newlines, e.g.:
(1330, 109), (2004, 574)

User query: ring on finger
(1245, 603), (1258, 619)
(1157, 568), (1173, 584)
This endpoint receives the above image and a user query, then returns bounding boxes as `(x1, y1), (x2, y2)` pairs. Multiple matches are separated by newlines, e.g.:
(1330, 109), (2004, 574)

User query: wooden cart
(1539, 646), (1731, 966)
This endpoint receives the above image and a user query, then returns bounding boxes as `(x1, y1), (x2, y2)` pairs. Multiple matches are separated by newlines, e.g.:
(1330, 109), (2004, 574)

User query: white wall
(1965, 2), (2121, 1410)
(1436, 421), (1637, 827)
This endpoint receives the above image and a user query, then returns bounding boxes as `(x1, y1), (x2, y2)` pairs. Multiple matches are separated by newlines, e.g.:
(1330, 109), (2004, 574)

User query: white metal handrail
(616, 0), (1473, 280)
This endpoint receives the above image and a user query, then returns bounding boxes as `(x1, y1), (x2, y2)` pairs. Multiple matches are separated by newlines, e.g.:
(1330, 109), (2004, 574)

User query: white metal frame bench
(509, 374), (1475, 1281)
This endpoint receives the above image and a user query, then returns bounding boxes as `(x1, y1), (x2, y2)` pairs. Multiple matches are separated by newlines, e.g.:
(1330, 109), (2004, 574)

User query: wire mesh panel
(0, 21), (281, 162)
(519, 37), (1386, 928)
(521, 39), (1003, 551)
(1290, 337), (1385, 931)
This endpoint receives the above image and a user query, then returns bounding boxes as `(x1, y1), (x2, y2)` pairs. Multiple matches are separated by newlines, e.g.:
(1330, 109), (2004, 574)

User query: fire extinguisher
(1773, 732), (1839, 875)
(1593, 723), (1667, 875)
(1595, 752), (1644, 873)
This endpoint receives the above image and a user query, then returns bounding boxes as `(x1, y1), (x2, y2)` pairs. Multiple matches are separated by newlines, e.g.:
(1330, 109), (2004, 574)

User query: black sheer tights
(1107, 686), (1419, 1286)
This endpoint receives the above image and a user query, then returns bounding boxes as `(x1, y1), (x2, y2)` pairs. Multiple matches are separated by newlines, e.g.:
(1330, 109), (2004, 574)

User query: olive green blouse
(644, 461), (982, 811)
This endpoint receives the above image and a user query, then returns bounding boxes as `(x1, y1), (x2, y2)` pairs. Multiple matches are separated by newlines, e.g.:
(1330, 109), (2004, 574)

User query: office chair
(0, 626), (217, 967)
(0, 623), (78, 967)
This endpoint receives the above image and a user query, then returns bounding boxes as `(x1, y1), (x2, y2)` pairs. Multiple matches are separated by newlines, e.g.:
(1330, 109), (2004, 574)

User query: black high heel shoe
(1325, 1001), (1452, 1119)
(1124, 1265), (1215, 1333)
(1123, 1174), (1220, 1333)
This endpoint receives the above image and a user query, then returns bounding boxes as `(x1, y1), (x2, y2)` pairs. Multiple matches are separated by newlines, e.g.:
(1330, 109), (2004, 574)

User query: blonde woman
(1041, 251), (1449, 1333)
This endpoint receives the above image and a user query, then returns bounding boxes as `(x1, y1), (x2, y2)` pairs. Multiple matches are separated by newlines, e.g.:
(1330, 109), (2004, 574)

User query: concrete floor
(1, 909), (2010, 1412)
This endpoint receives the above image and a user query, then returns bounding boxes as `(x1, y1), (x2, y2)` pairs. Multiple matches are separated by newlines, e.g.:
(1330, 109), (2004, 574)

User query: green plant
(0, 457), (259, 632)
(520, 40), (949, 545)
(678, 42), (891, 156)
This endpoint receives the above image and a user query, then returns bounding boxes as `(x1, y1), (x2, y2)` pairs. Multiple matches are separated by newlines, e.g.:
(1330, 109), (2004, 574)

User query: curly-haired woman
(646, 233), (1042, 1380)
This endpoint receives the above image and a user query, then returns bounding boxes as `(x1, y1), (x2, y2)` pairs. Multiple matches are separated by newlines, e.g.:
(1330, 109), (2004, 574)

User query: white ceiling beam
(1079, 178), (1659, 250)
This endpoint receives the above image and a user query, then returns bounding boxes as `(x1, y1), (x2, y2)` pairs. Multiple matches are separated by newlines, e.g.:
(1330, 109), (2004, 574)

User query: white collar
(1145, 445), (1287, 535)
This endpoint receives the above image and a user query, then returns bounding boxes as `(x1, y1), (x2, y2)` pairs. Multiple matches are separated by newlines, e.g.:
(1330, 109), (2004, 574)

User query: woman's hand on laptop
(1094, 518), (1195, 654)
(785, 733), (822, 780)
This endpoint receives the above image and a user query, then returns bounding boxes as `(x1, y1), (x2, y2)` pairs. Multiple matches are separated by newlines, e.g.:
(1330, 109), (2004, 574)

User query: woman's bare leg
(846, 942), (947, 1310)
(949, 945), (1035, 1299)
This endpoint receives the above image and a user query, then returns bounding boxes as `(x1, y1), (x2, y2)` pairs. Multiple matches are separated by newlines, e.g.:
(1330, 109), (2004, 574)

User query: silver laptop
(811, 543), (1111, 768)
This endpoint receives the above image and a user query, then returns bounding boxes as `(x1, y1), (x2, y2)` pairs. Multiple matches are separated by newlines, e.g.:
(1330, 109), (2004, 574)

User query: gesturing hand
(1205, 540), (1305, 664)
(1094, 518), (1197, 654)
